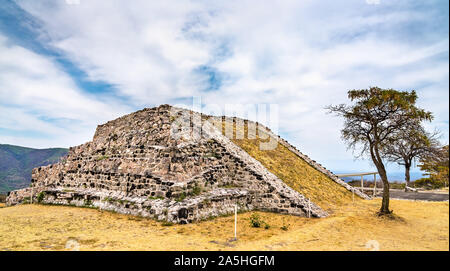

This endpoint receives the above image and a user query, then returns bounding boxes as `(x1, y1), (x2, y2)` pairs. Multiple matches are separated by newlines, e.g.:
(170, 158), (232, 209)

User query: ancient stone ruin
(6, 105), (368, 223)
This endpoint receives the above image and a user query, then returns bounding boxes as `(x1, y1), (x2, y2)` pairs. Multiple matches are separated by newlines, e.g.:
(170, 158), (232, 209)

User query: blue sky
(0, 0), (448, 178)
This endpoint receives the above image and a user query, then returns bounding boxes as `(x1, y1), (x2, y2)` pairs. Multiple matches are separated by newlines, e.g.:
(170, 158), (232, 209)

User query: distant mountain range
(0, 144), (68, 194)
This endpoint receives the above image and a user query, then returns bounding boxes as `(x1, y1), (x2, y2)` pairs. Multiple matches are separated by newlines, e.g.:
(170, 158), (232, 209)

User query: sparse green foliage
(116, 199), (133, 206)
(103, 197), (115, 203)
(174, 184), (202, 202)
(96, 155), (109, 161)
(250, 213), (264, 228)
(37, 191), (46, 203)
(176, 193), (187, 202)
(412, 178), (444, 190)
(84, 199), (92, 207)
(219, 183), (238, 188)
(417, 145), (449, 188)
(327, 87), (433, 214)
(191, 184), (202, 196)
(281, 219), (290, 231)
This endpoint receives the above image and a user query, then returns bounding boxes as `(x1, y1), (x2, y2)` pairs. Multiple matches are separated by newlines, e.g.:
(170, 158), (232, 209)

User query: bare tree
(383, 123), (440, 190)
(327, 87), (432, 215)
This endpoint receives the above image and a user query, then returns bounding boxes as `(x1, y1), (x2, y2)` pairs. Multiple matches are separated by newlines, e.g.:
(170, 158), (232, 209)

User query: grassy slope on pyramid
(207, 118), (358, 213)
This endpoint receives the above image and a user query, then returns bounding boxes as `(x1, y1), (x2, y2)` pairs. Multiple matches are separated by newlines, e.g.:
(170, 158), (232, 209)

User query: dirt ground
(0, 199), (448, 251)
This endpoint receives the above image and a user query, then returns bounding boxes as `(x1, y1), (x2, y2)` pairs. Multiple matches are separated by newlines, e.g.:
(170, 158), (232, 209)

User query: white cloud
(4, 0), (449, 173)
(15, 0), (211, 105)
(0, 34), (130, 148)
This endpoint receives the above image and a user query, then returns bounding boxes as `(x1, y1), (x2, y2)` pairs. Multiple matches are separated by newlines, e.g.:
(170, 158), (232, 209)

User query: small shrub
(84, 199), (92, 207)
(191, 184), (202, 196)
(264, 223), (271, 230)
(389, 181), (406, 190)
(280, 222), (290, 231)
(103, 197), (115, 203)
(22, 196), (30, 204)
(37, 192), (46, 203)
(412, 178), (446, 190)
(249, 213), (263, 228)
(95, 155), (109, 161)
(176, 193), (187, 202)
(280, 218), (290, 231)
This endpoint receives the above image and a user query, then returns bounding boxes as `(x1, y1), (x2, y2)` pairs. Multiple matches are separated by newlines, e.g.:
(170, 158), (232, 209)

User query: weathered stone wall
(7, 105), (331, 223)
(6, 187), (35, 205)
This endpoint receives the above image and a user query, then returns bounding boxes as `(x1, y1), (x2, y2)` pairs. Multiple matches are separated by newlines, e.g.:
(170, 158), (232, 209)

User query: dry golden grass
(221, 121), (354, 212)
(232, 139), (355, 212)
(1, 121), (446, 251)
(0, 199), (447, 251)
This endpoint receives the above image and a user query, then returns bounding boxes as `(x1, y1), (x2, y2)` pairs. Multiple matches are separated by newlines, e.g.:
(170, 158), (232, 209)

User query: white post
(352, 187), (355, 203)
(361, 175), (364, 190)
(373, 174), (377, 197)
(234, 204), (237, 240)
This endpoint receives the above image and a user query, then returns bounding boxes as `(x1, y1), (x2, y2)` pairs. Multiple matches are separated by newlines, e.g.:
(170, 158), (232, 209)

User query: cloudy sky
(0, 0), (448, 176)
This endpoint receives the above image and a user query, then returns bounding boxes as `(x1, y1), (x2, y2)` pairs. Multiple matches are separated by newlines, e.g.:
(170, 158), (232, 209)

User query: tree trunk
(370, 141), (391, 215)
(378, 167), (390, 214)
(404, 164), (411, 191)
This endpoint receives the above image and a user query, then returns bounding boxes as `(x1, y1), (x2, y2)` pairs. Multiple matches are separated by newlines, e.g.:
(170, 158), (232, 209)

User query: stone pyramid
(7, 105), (368, 224)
